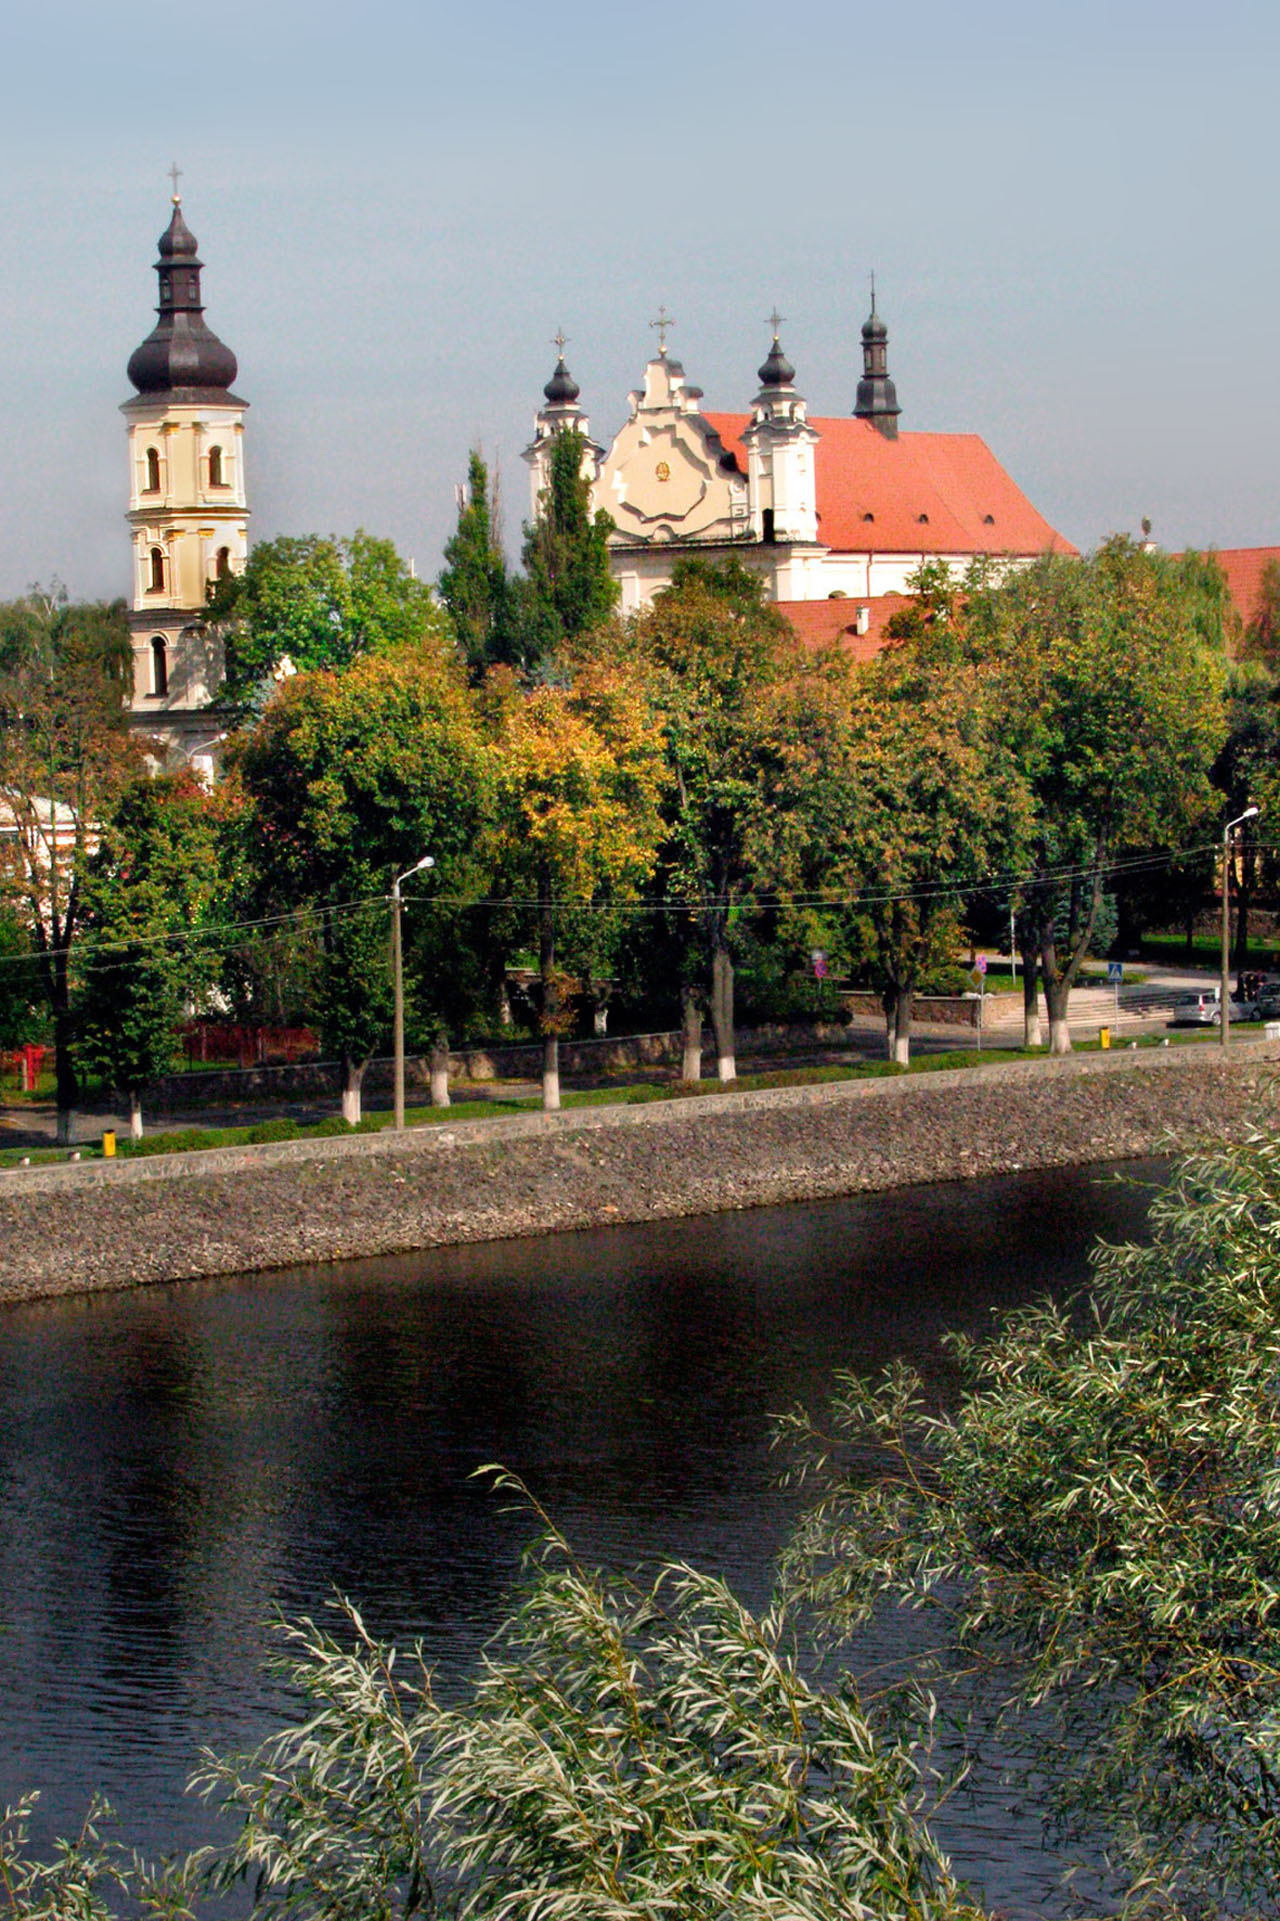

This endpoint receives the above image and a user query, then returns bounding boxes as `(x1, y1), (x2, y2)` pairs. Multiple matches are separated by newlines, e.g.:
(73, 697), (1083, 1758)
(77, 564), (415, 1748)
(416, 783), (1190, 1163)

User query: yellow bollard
(1099, 1026), (1111, 1050)
(102, 1131), (116, 1157)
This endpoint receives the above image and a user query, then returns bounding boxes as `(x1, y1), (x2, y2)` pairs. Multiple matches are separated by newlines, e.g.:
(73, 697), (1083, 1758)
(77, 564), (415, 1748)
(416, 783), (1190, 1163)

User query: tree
(515, 428), (618, 670)
(782, 1126), (1280, 1915)
(969, 541), (1226, 1052)
(628, 560), (847, 1082)
(0, 585), (142, 1141)
(1211, 660), (1280, 969)
(438, 450), (513, 678)
(235, 650), (491, 1125)
(0, 911), (41, 1053)
(489, 663), (665, 1110)
(826, 576), (1031, 1064)
(210, 532), (450, 711)
(77, 775), (232, 1138)
(1239, 553), (1280, 670)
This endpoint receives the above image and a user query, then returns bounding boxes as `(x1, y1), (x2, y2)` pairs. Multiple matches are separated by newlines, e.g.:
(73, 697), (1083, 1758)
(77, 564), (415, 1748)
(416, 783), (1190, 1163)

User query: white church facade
(523, 298), (1074, 653)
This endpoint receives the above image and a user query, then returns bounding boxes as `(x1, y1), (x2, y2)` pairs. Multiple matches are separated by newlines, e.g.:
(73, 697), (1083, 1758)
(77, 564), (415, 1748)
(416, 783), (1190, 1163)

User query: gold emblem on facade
(656, 460), (671, 482)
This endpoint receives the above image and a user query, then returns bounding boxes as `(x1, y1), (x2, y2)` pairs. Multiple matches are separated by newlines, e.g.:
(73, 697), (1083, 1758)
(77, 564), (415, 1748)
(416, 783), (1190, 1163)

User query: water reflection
(0, 1159), (1168, 1911)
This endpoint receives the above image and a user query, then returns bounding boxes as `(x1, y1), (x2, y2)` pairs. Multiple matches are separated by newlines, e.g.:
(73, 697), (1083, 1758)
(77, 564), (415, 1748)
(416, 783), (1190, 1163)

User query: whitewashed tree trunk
(129, 1092), (143, 1141)
(542, 1034), (561, 1112)
(341, 1053), (363, 1126)
(710, 943), (735, 1083)
(429, 1038), (450, 1108)
(1049, 1015), (1072, 1055)
(681, 986), (703, 1083)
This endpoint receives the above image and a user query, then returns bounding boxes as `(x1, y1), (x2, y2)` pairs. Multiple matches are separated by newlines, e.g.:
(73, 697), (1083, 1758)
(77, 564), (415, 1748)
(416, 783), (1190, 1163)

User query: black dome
(543, 354), (580, 405)
(757, 336), (795, 387)
(126, 201), (240, 400)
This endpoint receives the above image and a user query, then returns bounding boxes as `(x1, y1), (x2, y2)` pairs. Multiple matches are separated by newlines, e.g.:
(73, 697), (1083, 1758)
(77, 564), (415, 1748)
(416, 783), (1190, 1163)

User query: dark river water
(0, 1159), (1170, 1914)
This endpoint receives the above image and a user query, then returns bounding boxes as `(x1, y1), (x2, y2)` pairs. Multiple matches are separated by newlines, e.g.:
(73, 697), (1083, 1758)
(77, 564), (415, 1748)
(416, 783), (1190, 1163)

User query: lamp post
(392, 855), (434, 1128)
(1220, 806), (1259, 1052)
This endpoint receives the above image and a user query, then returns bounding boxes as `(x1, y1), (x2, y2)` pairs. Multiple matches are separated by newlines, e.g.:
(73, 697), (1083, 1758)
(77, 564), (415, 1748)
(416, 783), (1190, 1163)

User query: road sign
(811, 949), (828, 981)
(975, 954), (988, 976)
(1107, 961), (1123, 984)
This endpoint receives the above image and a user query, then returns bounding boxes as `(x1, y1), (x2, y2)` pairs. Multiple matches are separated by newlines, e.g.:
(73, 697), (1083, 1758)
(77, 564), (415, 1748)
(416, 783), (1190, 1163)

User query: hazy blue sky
(2, 0), (1277, 600)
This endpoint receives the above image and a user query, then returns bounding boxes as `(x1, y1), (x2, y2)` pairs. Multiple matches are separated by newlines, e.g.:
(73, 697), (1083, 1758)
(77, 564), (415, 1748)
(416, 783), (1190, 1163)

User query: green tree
(628, 559), (846, 1081)
(969, 540), (1226, 1052)
(235, 650), (492, 1124)
(0, 584), (141, 1140)
(210, 531), (450, 711)
(438, 450), (513, 678)
(0, 911), (41, 1053)
(782, 1126), (1280, 1915)
(1211, 660), (1280, 968)
(77, 774), (231, 1138)
(826, 581), (1031, 1063)
(516, 428), (618, 669)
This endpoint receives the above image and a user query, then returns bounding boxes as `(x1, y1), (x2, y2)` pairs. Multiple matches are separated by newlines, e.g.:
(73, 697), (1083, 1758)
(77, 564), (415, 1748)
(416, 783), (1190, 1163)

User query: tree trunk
(1021, 945), (1042, 1049)
(341, 1051), (365, 1126)
(53, 1004), (76, 1147)
(680, 985), (703, 1083)
(884, 985), (912, 1065)
(429, 1036), (451, 1108)
(709, 941), (735, 1082)
(540, 890), (561, 1112)
(498, 979), (512, 1027)
(1042, 970), (1073, 1055)
(129, 1091), (143, 1141)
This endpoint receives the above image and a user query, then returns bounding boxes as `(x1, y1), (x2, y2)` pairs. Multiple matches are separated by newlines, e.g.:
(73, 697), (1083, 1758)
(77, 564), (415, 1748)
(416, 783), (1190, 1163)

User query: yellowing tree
(490, 665), (666, 1110)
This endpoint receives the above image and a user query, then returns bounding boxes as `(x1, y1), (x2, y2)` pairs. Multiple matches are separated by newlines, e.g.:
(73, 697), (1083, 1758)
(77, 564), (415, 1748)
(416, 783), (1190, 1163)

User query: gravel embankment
(2, 1044), (1274, 1302)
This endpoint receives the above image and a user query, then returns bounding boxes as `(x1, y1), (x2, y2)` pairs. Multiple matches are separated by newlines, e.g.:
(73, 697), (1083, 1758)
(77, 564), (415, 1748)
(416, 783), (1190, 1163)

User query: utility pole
(1221, 806), (1259, 1052)
(391, 855), (434, 1128)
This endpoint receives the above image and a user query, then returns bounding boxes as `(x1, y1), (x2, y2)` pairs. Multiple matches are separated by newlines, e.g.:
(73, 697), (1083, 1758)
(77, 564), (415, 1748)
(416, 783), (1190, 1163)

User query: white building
(524, 296), (1074, 650)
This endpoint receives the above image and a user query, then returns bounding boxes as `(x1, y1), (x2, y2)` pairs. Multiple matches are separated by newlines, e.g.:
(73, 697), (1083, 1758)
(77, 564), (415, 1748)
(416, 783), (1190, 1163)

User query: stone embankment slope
(2, 1043), (1275, 1303)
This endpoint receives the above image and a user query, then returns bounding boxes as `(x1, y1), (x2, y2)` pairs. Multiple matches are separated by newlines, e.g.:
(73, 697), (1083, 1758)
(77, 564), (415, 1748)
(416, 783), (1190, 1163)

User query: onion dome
(757, 332), (795, 389)
(126, 198), (240, 400)
(543, 353), (581, 405)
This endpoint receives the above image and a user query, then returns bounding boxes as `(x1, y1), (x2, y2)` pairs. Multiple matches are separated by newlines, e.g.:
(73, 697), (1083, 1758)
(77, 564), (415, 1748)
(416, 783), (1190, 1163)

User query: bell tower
(122, 172), (248, 767)
(853, 275), (901, 439)
(740, 316), (819, 548)
(522, 333), (603, 518)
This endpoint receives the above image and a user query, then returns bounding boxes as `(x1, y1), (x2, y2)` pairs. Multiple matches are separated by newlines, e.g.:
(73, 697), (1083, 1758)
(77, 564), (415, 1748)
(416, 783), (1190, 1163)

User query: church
(119, 185), (1076, 762)
(523, 299), (1076, 653)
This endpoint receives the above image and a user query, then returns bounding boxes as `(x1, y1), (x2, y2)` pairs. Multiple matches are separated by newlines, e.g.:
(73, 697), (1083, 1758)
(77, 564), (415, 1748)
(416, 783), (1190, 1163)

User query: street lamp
(1220, 806), (1259, 1052)
(392, 855), (434, 1128)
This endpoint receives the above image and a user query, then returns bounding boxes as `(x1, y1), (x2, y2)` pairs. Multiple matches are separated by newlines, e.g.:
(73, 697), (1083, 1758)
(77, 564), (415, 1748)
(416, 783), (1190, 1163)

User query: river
(0, 1157), (1169, 1913)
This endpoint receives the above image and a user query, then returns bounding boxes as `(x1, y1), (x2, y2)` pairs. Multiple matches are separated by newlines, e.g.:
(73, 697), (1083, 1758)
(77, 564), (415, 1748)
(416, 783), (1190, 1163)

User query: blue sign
(1107, 961), (1124, 984)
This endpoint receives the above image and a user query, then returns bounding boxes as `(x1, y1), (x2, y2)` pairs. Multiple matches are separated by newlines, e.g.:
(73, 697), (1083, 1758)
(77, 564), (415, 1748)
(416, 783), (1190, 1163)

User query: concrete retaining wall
(2, 1041), (1276, 1304)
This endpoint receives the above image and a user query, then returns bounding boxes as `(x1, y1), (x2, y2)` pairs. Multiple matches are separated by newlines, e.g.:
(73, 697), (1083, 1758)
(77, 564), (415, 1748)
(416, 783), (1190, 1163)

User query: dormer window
(208, 445), (225, 488)
(982, 513), (996, 525)
(862, 511), (875, 523)
(145, 447), (161, 493)
(147, 546), (166, 593)
(917, 513), (930, 524)
(150, 636), (168, 697)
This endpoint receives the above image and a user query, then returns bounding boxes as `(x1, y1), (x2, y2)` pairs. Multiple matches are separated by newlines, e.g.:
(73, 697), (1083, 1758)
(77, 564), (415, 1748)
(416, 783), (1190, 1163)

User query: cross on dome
(650, 305), (675, 354)
(768, 307), (785, 339)
(552, 327), (569, 354)
(168, 161), (183, 204)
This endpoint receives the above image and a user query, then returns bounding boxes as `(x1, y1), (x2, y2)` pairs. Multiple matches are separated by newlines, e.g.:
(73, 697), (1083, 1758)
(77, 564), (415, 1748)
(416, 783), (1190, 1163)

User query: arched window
(145, 446), (161, 493)
(207, 445), (224, 487)
(215, 545), (231, 580)
(150, 636), (168, 697)
(148, 546), (165, 593)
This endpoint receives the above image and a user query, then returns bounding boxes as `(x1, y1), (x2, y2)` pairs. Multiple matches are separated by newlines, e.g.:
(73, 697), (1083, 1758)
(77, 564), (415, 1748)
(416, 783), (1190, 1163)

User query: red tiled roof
(704, 412), (1076, 559)
(1201, 547), (1280, 627)
(777, 595), (909, 662)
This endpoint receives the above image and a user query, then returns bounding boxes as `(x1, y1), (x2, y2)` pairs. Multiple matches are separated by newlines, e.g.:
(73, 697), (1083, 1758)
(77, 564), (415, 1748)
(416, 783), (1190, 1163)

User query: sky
(1, 0), (1278, 602)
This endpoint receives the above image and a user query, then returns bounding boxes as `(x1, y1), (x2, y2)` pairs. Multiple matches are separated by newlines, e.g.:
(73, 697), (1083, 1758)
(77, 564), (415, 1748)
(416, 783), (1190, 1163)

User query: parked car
(1167, 989), (1258, 1027)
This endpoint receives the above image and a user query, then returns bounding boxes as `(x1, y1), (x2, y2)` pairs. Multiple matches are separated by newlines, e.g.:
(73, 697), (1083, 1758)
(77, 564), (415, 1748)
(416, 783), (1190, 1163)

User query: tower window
(762, 508), (776, 544)
(145, 447), (161, 493)
(148, 546), (166, 593)
(208, 445), (225, 487)
(216, 545), (231, 580)
(150, 636), (169, 698)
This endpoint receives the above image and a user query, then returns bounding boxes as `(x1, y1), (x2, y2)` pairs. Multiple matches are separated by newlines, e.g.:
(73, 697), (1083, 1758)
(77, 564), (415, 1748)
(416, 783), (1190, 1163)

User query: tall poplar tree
(517, 428), (618, 669)
(438, 450), (512, 678)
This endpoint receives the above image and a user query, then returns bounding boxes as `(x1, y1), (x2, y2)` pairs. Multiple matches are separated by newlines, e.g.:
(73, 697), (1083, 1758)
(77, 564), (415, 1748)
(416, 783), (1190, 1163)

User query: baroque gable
(595, 355), (748, 546)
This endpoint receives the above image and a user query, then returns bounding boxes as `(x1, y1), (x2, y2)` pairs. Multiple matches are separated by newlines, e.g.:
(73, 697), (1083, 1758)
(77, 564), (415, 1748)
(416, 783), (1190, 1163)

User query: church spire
(126, 184), (239, 399)
(853, 274), (900, 439)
